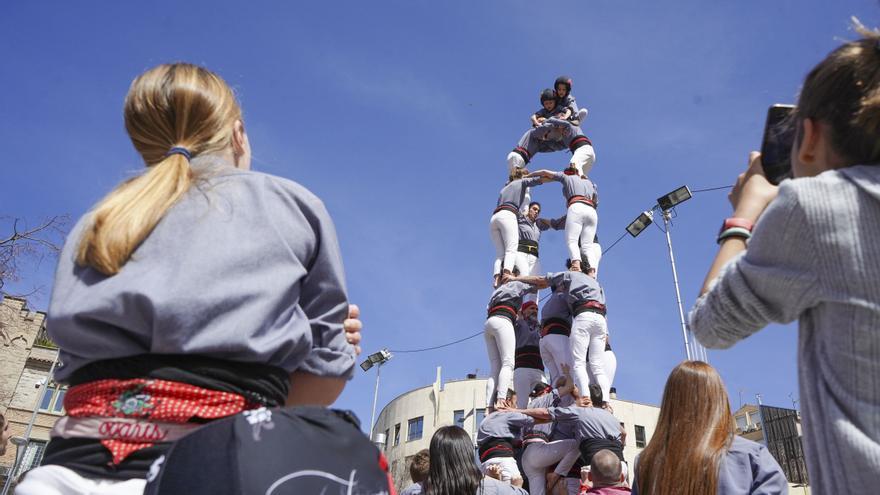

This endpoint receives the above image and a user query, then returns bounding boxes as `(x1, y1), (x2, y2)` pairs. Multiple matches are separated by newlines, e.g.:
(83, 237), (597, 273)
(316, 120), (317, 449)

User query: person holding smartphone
(689, 21), (880, 493)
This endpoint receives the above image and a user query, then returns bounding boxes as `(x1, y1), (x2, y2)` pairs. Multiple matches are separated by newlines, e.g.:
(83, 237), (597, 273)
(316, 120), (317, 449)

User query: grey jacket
(48, 155), (354, 381)
(631, 437), (788, 495)
(689, 165), (880, 493)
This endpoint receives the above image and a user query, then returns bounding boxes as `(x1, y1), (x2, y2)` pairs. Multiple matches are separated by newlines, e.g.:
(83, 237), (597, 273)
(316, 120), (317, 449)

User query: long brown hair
(796, 18), (880, 165)
(635, 361), (734, 495)
(76, 63), (242, 275)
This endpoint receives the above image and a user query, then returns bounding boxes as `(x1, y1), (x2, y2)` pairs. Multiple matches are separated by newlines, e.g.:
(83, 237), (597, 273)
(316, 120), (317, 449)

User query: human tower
(484, 75), (615, 413)
(476, 76), (624, 493)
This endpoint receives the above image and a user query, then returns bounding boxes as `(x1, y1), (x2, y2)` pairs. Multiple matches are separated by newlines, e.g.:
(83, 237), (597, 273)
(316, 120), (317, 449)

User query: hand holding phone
(760, 104), (796, 185)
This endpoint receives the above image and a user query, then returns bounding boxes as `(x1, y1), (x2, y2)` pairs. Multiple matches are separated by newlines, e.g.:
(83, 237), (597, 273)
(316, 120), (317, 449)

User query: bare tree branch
(0, 215), (69, 298)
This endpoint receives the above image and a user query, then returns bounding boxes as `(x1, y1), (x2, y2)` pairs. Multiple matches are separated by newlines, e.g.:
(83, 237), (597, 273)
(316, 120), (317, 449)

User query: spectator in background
(689, 19), (880, 493)
(585, 449), (629, 494)
(423, 426), (527, 495)
(631, 361), (787, 495)
(401, 449), (430, 495)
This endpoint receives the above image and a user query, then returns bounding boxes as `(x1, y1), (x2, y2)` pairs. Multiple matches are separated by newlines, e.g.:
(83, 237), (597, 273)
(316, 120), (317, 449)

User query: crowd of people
(2, 18), (879, 495)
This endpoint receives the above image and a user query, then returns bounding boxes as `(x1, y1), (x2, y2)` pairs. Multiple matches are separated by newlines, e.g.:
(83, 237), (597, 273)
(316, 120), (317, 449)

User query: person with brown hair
(13, 63), (368, 494)
(631, 362), (786, 495)
(401, 449), (430, 495)
(689, 19), (880, 492)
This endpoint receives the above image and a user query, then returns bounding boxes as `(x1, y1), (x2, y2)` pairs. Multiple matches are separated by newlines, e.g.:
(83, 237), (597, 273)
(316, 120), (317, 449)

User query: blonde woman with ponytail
(15, 63), (372, 494)
(691, 19), (880, 493)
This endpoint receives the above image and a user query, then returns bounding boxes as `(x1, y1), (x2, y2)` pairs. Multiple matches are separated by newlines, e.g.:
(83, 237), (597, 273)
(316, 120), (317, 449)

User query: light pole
(626, 186), (708, 362)
(360, 349), (392, 441)
(2, 352), (59, 495)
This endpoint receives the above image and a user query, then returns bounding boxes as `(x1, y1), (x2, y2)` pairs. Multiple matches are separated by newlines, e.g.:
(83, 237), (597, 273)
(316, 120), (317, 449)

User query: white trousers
(507, 151), (526, 174)
(15, 464), (147, 495)
(490, 210), (519, 275)
(570, 144), (596, 178)
(585, 351), (617, 401)
(570, 312), (610, 402)
(513, 367), (546, 408)
(540, 334), (573, 386)
(522, 440), (580, 495)
(564, 203), (598, 266)
(584, 242), (602, 276)
(484, 316), (516, 406)
(481, 456), (521, 483)
(514, 252), (542, 302)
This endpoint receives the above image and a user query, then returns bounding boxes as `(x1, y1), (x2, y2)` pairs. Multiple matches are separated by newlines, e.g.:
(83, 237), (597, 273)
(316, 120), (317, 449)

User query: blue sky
(2, 1), (875, 429)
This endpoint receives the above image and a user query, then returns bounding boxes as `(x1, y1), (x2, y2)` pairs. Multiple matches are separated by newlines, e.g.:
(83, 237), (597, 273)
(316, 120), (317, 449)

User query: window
(634, 425), (646, 448)
(12, 440), (46, 478)
(453, 410), (465, 428)
(736, 415), (749, 431)
(384, 429), (389, 450)
(475, 408), (486, 427)
(407, 417), (424, 442)
(749, 411), (762, 428)
(38, 384), (66, 414)
(394, 424), (401, 446)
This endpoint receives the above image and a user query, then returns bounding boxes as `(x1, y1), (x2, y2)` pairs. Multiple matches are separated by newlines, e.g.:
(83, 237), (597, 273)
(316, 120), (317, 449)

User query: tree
(0, 216), (68, 348)
(0, 216), (68, 296)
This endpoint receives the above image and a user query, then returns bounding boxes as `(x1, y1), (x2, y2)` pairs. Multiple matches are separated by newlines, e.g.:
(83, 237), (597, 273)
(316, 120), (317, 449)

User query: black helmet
(540, 88), (556, 103)
(554, 75), (573, 94)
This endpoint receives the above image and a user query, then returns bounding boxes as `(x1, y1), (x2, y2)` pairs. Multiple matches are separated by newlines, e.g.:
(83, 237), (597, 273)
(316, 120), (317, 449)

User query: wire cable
(600, 231), (628, 256)
(691, 185), (733, 193)
(389, 330), (485, 353)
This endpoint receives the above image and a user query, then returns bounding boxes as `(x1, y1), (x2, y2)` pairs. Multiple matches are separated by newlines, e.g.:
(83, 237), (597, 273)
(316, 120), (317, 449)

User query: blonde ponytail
(76, 63), (241, 275)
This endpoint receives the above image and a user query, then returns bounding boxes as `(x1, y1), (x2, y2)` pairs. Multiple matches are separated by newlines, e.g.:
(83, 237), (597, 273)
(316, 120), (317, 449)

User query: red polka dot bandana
(63, 379), (255, 464)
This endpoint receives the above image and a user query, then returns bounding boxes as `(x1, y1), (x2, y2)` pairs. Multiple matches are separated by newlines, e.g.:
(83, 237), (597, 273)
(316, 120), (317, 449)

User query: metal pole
(661, 210), (693, 361)
(2, 352), (59, 495)
(369, 362), (382, 440)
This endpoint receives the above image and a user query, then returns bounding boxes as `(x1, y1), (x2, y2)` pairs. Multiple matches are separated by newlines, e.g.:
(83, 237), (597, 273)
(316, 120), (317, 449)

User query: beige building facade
(0, 296), (62, 487)
(373, 369), (661, 492)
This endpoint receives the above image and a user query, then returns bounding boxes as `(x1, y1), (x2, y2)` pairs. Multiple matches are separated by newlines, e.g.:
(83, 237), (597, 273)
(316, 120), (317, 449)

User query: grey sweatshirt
(689, 165), (880, 493)
(550, 171), (596, 203)
(47, 155), (354, 382)
(476, 411), (535, 443)
(518, 215), (565, 243)
(548, 271), (606, 308)
(631, 437), (788, 495)
(496, 177), (543, 211)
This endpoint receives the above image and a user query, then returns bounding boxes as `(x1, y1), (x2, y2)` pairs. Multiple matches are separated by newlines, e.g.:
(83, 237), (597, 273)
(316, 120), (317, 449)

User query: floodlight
(657, 186), (692, 211)
(361, 349), (392, 372)
(626, 211), (654, 238)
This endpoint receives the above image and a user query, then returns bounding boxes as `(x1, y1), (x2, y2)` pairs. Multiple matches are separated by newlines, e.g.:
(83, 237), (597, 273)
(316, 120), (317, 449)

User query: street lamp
(361, 349), (393, 442)
(625, 186), (708, 362)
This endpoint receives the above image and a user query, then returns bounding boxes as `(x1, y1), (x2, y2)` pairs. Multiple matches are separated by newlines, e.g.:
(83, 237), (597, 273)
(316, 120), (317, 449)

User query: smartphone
(760, 104), (796, 185)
